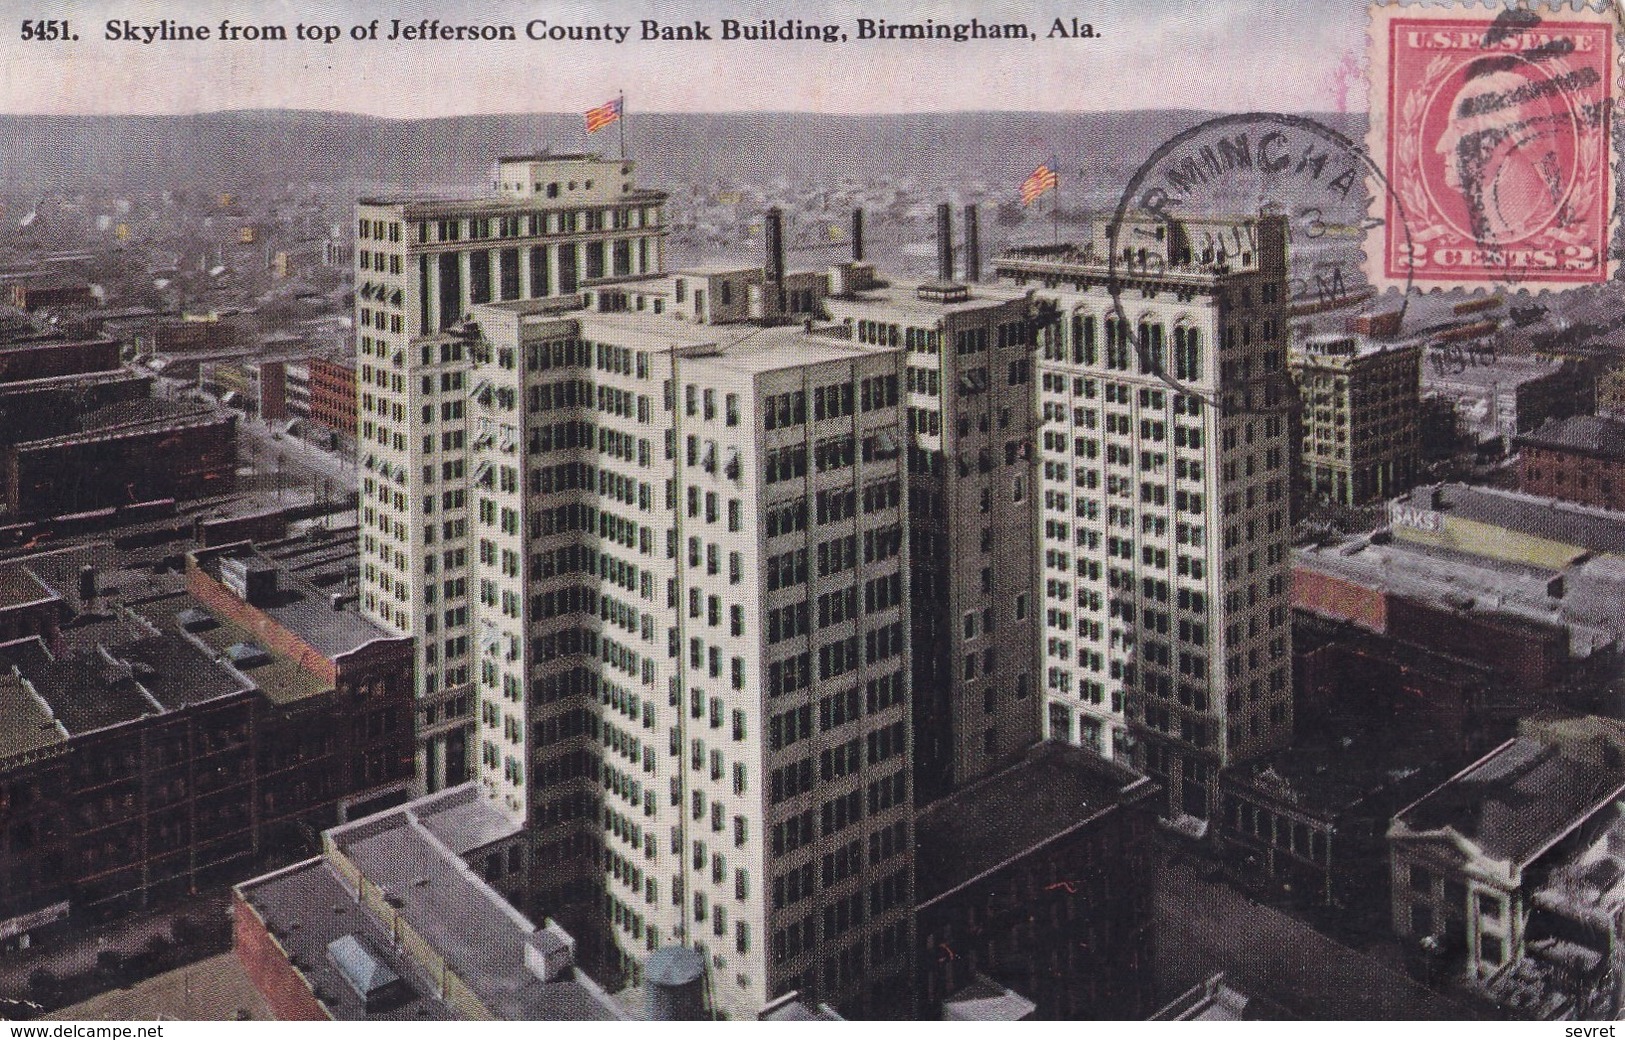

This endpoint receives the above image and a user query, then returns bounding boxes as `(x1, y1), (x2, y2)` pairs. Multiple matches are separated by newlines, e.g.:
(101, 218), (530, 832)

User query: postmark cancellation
(1367, 1), (1620, 292)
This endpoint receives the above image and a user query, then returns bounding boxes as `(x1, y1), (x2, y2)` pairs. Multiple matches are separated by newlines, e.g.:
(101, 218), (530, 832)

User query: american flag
(1021, 164), (1059, 205)
(584, 97), (623, 134)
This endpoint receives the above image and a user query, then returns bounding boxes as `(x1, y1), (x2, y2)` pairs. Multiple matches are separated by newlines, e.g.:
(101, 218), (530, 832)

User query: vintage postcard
(1, 0), (1624, 1029)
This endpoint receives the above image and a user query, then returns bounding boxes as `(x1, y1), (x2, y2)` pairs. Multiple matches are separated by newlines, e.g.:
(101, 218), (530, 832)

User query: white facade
(998, 215), (1295, 819)
(462, 297), (916, 1016)
(353, 155), (666, 791)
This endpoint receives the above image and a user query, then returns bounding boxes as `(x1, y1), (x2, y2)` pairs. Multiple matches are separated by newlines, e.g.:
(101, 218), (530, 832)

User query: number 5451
(21, 20), (72, 41)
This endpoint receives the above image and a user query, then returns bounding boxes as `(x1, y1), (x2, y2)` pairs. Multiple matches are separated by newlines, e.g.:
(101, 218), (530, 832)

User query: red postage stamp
(1367, 3), (1619, 291)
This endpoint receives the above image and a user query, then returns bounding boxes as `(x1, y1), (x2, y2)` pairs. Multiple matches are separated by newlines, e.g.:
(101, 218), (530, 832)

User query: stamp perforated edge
(1365, 0), (1623, 294)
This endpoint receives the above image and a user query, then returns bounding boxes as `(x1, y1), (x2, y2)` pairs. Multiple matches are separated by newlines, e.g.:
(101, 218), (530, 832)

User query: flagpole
(1051, 154), (1061, 245)
(618, 91), (627, 161)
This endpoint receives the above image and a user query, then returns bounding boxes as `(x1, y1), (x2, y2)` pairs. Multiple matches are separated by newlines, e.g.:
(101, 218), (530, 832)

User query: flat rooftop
(0, 668), (66, 761)
(0, 335), (113, 355)
(827, 278), (1030, 320)
(235, 857), (454, 1021)
(0, 562), (56, 612)
(1224, 717), (1450, 817)
(357, 189), (666, 217)
(257, 532), (361, 592)
(0, 611), (247, 738)
(1518, 414), (1625, 459)
(914, 741), (1152, 902)
(1296, 536), (1617, 653)
(1421, 352), (1567, 393)
(239, 786), (622, 1021)
(43, 952), (276, 1022)
(191, 543), (397, 662)
(1293, 334), (1426, 362)
(0, 367), (150, 401)
(146, 593), (327, 707)
(1397, 482), (1625, 556)
(16, 400), (231, 451)
(0, 539), (362, 735)
(569, 309), (894, 375)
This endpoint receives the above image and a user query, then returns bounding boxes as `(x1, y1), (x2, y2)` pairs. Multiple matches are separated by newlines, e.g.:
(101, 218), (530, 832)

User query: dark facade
(0, 560), (64, 649)
(913, 743), (1159, 1019)
(824, 271), (1044, 800)
(8, 285), (95, 312)
(0, 337), (119, 384)
(0, 369), (154, 431)
(149, 319), (234, 355)
(1517, 415), (1625, 512)
(2, 407), (236, 520)
(1514, 360), (1596, 437)
(1294, 561), (1570, 698)
(0, 542), (414, 944)
(1218, 733), (1455, 917)
(1292, 612), (1499, 760)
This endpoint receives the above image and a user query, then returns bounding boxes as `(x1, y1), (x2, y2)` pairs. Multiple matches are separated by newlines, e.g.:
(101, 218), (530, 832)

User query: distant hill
(0, 109), (1367, 197)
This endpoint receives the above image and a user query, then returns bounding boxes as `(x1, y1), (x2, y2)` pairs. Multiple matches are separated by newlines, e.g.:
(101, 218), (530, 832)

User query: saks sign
(1389, 503), (1443, 533)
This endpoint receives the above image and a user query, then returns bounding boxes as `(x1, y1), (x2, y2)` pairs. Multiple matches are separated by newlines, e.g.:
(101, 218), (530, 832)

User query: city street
(235, 414), (353, 500)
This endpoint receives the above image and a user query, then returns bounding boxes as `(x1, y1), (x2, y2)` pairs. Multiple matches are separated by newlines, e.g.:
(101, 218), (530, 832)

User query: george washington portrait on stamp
(1368, 2), (1620, 291)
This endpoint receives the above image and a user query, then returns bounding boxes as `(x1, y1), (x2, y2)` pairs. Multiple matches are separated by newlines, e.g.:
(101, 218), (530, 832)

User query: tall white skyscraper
(996, 214), (1295, 820)
(459, 276), (916, 1015)
(354, 156), (666, 790)
(357, 169), (916, 1016)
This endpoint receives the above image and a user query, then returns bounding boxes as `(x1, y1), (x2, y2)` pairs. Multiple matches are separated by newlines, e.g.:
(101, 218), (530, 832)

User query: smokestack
(851, 208), (865, 263)
(963, 204), (981, 284)
(936, 203), (953, 283)
(764, 207), (785, 286)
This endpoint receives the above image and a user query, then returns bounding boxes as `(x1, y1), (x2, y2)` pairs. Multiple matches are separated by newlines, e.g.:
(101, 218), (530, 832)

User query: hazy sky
(2, 0), (1370, 116)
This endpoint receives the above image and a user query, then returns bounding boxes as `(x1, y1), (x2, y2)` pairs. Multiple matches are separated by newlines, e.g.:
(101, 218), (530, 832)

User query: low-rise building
(1424, 352), (1594, 446)
(202, 358), (292, 422)
(1490, 809), (1625, 1019)
(0, 336), (120, 384)
(145, 315), (237, 356)
(1294, 542), (1580, 704)
(1291, 612), (1499, 758)
(913, 742), (1159, 1020)
(1, 399), (237, 520)
(233, 785), (625, 1021)
(1516, 415), (1625, 512)
(1389, 714), (1625, 1015)
(0, 540), (413, 948)
(1596, 360), (1625, 418)
(1219, 719), (1454, 914)
(9, 284), (95, 313)
(306, 354), (356, 440)
(1387, 482), (1625, 570)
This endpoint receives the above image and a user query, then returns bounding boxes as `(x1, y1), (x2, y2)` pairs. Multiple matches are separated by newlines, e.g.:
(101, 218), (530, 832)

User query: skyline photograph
(2, 0), (1624, 1028)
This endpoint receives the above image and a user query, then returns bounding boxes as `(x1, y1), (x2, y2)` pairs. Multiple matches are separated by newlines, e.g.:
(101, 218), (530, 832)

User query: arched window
(1174, 326), (1202, 381)
(1138, 321), (1165, 374)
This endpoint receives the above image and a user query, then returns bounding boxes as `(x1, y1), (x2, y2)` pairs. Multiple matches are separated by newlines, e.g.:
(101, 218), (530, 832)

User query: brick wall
(1385, 598), (1566, 692)
(232, 891), (329, 1021)
(1292, 565), (1388, 632)
(185, 561), (338, 686)
(1519, 445), (1625, 512)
